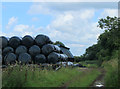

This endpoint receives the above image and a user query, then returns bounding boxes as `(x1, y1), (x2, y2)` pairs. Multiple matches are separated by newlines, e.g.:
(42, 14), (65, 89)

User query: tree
(82, 16), (120, 61)
(84, 44), (100, 60)
(98, 16), (120, 51)
(53, 41), (65, 46)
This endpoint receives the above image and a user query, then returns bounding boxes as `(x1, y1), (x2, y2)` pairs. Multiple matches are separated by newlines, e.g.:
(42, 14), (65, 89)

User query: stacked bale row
(0, 34), (68, 65)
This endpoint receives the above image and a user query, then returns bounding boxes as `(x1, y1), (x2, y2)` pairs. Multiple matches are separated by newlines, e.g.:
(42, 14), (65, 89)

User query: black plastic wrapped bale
(35, 34), (52, 47)
(22, 35), (34, 48)
(54, 45), (61, 52)
(18, 53), (31, 64)
(15, 45), (27, 55)
(4, 53), (16, 64)
(35, 54), (46, 64)
(3, 46), (14, 57)
(0, 36), (8, 49)
(0, 49), (2, 55)
(0, 55), (2, 64)
(29, 45), (41, 57)
(47, 52), (61, 64)
(9, 36), (21, 49)
(60, 54), (68, 61)
(42, 44), (61, 56)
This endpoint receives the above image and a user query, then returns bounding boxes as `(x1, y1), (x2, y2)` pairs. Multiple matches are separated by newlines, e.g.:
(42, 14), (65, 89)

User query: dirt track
(58, 68), (105, 88)
(89, 68), (106, 87)
(58, 68), (91, 89)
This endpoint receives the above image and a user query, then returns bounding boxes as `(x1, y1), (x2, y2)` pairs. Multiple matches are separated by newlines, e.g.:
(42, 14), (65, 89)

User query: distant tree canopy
(81, 16), (120, 61)
(53, 41), (65, 46)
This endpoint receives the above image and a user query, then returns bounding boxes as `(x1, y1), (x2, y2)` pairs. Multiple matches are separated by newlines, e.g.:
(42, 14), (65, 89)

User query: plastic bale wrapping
(0, 49), (1, 63)
(3, 46), (14, 57)
(0, 48), (4, 64)
(29, 45), (41, 57)
(47, 52), (61, 64)
(60, 54), (68, 61)
(34, 54), (46, 64)
(35, 34), (52, 47)
(0, 55), (2, 65)
(15, 45), (27, 55)
(22, 35), (34, 48)
(42, 44), (61, 56)
(9, 36), (21, 49)
(0, 36), (8, 49)
(0, 49), (2, 55)
(18, 53), (31, 64)
(4, 53), (16, 64)
(54, 45), (61, 52)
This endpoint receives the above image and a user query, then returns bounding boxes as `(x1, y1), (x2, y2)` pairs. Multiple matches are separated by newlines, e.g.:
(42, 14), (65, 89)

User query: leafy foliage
(53, 41), (65, 46)
(81, 16), (120, 61)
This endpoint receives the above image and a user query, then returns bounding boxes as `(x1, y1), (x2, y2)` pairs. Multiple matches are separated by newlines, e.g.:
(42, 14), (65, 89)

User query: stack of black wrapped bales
(0, 34), (68, 65)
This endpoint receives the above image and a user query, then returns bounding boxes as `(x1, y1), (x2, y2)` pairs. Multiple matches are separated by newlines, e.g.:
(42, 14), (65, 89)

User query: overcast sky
(1, 2), (118, 56)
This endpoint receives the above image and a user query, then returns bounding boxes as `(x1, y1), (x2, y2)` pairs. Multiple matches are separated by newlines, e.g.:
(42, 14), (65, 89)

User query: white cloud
(28, 2), (117, 15)
(51, 13), (74, 28)
(46, 10), (100, 42)
(0, 32), (7, 36)
(5, 3), (117, 55)
(79, 9), (95, 20)
(14, 24), (29, 32)
(67, 43), (85, 48)
(13, 24), (34, 37)
(28, 7), (102, 55)
(100, 9), (118, 18)
(6, 17), (17, 29)
(28, 4), (50, 14)
(32, 17), (39, 21)
(21, 32), (33, 37)
(33, 9), (102, 55)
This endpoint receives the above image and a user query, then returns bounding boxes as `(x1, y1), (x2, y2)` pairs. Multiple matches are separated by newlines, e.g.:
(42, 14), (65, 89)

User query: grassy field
(3, 58), (118, 88)
(2, 65), (101, 87)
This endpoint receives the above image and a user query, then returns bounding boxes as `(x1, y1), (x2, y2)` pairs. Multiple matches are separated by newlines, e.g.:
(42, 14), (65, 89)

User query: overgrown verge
(102, 58), (118, 87)
(2, 66), (82, 87)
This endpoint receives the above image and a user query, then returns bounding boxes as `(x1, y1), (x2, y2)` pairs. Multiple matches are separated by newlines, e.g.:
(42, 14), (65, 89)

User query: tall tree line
(82, 16), (120, 61)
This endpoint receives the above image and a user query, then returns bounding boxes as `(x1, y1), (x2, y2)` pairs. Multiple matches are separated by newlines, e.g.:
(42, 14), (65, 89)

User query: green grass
(2, 65), (27, 87)
(25, 67), (82, 87)
(79, 60), (99, 68)
(102, 58), (118, 87)
(68, 68), (100, 87)
(2, 64), (102, 87)
(2, 65), (100, 87)
(2, 65), (82, 87)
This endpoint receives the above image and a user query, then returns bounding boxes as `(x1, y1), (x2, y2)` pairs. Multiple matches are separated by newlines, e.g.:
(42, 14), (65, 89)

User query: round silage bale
(42, 44), (54, 55)
(18, 53), (31, 63)
(54, 45), (61, 52)
(0, 54), (2, 64)
(35, 34), (52, 47)
(4, 53), (16, 64)
(0, 36), (8, 49)
(22, 35), (34, 48)
(15, 45), (27, 55)
(3, 46), (14, 56)
(9, 36), (21, 49)
(42, 44), (61, 56)
(60, 54), (68, 61)
(29, 45), (41, 57)
(47, 52), (61, 64)
(0, 49), (2, 55)
(34, 54), (46, 64)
